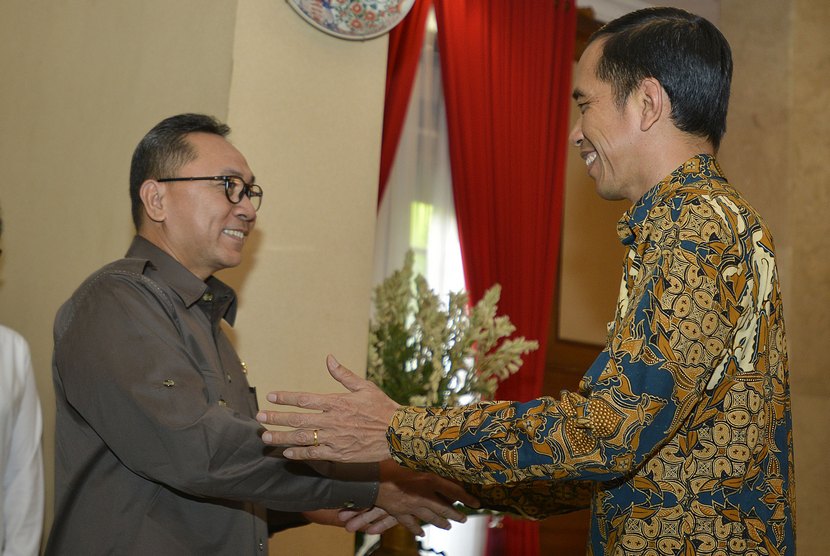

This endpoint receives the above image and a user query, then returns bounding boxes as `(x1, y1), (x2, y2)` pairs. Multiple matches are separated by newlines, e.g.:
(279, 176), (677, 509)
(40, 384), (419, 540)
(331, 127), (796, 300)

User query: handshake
(306, 460), (480, 537)
(258, 355), (481, 536)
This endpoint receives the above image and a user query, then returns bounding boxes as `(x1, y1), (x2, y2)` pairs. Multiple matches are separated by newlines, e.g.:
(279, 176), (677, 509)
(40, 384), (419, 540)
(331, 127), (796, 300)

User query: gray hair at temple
(589, 7), (733, 150)
(128, 113), (231, 229)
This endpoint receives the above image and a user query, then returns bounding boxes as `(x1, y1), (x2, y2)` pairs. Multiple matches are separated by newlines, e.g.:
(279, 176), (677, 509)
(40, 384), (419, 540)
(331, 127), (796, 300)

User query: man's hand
(303, 462), (481, 537)
(260, 356), (480, 536)
(354, 461), (479, 536)
(257, 355), (400, 463)
(304, 508), (398, 534)
(339, 507), (399, 535)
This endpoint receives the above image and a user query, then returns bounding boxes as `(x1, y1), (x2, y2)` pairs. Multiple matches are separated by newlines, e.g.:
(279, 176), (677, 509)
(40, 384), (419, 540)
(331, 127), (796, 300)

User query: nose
(234, 195), (257, 223)
(569, 120), (584, 148)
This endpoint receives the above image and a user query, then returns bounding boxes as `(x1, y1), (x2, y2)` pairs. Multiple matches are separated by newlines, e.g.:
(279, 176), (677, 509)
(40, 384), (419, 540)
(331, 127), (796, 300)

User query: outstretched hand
(257, 355), (400, 463)
(304, 507), (398, 534)
(259, 356), (480, 536)
(345, 461), (480, 536)
(307, 464), (482, 537)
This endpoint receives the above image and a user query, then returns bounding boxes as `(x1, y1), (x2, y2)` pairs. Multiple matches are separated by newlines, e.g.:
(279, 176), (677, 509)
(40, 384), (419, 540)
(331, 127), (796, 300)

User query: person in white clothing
(0, 211), (44, 556)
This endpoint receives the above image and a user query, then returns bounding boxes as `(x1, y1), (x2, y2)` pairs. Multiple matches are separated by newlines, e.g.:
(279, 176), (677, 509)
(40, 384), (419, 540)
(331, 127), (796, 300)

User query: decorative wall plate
(286, 0), (416, 41)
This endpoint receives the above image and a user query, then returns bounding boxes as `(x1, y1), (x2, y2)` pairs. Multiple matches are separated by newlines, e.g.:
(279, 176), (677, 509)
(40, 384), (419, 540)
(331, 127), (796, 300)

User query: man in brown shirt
(46, 114), (474, 555)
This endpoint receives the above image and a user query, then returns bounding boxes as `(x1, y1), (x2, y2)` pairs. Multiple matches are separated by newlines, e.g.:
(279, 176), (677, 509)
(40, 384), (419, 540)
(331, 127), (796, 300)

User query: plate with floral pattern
(286, 0), (416, 41)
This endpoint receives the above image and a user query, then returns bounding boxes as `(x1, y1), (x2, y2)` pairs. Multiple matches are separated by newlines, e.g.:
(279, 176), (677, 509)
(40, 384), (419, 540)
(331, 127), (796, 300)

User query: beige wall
(0, 1), (384, 554)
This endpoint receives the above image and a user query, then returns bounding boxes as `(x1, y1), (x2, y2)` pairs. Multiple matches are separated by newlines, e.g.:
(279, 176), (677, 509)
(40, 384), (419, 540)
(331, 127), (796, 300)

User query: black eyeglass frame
(156, 175), (263, 211)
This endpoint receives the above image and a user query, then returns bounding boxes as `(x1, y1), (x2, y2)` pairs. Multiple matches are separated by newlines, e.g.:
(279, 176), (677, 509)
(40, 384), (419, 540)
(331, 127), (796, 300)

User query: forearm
(466, 479), (593, 520)
(387, 228), (741, 484)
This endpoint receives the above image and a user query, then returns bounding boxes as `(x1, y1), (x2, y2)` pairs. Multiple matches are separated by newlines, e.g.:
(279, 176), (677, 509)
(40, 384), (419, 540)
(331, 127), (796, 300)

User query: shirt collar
(125, 236), (238, 325)
(616, 154), (726, 246)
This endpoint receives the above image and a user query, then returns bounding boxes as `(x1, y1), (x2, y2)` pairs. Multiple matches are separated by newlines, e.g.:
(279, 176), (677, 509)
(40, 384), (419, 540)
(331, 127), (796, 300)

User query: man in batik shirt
(259, 7), (796, 555)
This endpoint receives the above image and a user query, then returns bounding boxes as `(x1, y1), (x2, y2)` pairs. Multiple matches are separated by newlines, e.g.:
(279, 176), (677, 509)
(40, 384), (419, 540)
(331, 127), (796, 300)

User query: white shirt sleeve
(0, 325), (44, 556)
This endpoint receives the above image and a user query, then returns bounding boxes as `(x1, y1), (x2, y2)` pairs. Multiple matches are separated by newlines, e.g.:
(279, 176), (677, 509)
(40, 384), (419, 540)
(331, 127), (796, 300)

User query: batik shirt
(388, 155), (796, 555)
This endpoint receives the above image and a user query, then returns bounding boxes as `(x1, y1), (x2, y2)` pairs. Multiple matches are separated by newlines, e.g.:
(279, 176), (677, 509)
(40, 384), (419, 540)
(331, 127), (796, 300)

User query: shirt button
(202, 292), (214, 302)
(241, 361), (248, 374)
(218, 399), (228, 407)
(258, 540), (264, 551)
(226, 373), (232, 382)
(342, 500), (356, 509)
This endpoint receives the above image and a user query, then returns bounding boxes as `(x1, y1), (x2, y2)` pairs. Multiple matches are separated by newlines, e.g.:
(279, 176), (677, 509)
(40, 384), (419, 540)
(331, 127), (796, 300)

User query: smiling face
(569, 39), (646, 203)
(143, 132), (257, 279)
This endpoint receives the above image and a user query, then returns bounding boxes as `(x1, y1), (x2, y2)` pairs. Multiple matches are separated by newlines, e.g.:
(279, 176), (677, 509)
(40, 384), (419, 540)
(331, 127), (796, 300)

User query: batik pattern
(388, 155), (796, 555)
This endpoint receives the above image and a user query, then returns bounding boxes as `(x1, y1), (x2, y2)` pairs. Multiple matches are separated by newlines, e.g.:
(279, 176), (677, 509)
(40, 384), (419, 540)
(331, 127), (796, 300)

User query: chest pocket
(170, 309), (230, 407)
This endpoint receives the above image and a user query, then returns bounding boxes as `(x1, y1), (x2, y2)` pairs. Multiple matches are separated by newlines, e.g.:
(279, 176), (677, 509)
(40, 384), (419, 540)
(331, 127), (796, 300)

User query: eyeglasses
(157, 175), (263, 211)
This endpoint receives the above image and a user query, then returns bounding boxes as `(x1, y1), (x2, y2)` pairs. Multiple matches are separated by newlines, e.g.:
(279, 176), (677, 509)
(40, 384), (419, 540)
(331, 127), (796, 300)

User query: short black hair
(589, 7), (732, 150)
(129, 113), (231, 229)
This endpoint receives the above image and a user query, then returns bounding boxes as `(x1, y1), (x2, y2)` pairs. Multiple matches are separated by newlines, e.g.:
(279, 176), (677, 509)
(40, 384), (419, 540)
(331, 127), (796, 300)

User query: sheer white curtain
(372, 11), (464, 301)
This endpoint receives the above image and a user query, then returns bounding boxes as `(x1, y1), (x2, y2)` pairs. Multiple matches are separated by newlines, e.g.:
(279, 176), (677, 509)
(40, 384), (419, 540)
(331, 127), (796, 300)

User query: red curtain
(434, 1), (577, 554)
(377, 0), (433, 207)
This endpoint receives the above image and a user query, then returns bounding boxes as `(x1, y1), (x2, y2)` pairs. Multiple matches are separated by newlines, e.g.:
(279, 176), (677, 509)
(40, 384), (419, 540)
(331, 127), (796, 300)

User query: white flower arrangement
(367, 251), (538, 406)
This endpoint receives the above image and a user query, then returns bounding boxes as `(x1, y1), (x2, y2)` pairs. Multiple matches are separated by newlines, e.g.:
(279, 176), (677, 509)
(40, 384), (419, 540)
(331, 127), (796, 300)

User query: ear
(139, 180), (167, 223)
(637, 77), (665, 132)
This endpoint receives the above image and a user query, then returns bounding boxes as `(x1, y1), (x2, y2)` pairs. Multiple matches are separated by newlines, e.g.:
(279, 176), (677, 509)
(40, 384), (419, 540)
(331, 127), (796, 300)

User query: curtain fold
(377, 0), (433, 207)
(434, 1), (577, 554)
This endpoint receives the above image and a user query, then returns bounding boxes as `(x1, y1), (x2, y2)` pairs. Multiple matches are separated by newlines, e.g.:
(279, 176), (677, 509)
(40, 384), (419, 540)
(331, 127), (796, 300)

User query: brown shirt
(47, 236), (377, 555)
